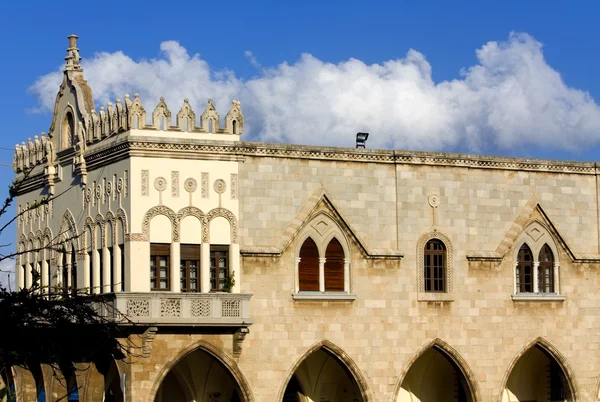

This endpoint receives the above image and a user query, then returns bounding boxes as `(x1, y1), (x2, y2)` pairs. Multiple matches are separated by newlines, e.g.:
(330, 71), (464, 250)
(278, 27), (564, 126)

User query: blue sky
(1, 1), (600, 279)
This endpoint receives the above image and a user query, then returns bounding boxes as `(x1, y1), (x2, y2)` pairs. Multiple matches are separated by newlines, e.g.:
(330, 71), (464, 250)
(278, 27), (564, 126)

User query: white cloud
(29, 33), (600, 153)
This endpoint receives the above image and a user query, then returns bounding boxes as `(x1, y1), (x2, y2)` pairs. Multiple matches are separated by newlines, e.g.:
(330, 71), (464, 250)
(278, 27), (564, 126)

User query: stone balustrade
(98, 292), (252, 327)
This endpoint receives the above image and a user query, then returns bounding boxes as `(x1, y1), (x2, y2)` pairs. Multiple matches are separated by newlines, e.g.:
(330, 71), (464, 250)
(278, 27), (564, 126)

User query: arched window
(299, 238), (319, 291)
(517, 244), (533, 293)
(538, 244), (554, 293)
(62, 112), (75, 149)
(324, 238), (344, 292)
(424, 239), (446, 292)
(232, 120), (237, 134)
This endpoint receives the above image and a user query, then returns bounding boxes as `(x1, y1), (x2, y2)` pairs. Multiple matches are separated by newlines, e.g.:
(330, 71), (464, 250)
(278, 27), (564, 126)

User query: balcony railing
(97, 292), (252, 327)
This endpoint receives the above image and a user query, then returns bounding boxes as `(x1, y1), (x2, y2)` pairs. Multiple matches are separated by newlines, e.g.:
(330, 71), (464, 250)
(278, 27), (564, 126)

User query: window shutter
(299, 238), (319, 291)
(181, 244), (201, 260)
(324, 238), (344, 292)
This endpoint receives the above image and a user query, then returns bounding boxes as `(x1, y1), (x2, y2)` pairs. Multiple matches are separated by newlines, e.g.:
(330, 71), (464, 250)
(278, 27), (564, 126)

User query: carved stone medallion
(154, 177), (167, 191)
(214, 179), (226, 194)
(184, 178), (197, 193)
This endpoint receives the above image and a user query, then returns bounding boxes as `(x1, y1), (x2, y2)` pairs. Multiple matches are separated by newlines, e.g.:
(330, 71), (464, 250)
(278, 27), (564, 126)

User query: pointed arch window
(539, 244), (555, 293)
(298, 238), (319, 292)
(516, 244), (534, 293)
(324, 238), (344, 292)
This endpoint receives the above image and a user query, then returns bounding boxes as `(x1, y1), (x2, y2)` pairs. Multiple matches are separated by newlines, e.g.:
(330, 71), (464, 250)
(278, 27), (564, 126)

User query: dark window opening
(324, 238), (344, 292)
(181, 244), (200, 292)
(539, 244), (555, 293)
(298, 238), (319, 291)
(424, 239), (446, 292)
(210, 245), (229, 291)
(150, 243), (170, 290)
(517, 244), (533, 293)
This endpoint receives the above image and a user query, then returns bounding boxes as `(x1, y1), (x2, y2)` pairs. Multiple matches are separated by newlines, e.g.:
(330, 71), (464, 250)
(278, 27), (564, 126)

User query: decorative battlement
(13, 34), (245, 174)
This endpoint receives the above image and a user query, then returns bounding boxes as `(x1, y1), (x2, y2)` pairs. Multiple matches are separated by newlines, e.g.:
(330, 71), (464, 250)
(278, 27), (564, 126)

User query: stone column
(344, 259), (351, 293)
(294, 257), (301, 293)
(56, 256), (63, 291)
(82, 251), (90, 293)
(201, 243), (210, 293)
(16, 262), (23, 290)
(113, 244), (121, 292)
(513, 263), (518, 294)
(230, 243), (240, 293)
(25, 261), (32, 289)
(533, 261), (540, 293)
(41, 259), (48, 292)
(319, 257), (326, 292)
(65, 251), (71, 289)
(170, 242), (180, 292)
(102, 247), (111, 293)
(554, 262), (560, 294)
(92, 249), (101, 294)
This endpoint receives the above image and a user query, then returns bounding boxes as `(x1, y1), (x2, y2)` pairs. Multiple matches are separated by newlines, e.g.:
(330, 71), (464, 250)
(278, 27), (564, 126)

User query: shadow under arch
(392, 338), (481, 402)
(277, 339), (372, 402)
(147, 340), (254, 402)
(497, 336), (578, 402)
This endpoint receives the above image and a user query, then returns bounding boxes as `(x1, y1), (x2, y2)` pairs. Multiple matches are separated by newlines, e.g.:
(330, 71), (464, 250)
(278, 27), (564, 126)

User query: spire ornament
(64, 34), (82, 71)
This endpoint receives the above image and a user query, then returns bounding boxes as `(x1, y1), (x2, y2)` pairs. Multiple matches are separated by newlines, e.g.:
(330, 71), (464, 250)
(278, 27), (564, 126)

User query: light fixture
(356, 132), (369, 149)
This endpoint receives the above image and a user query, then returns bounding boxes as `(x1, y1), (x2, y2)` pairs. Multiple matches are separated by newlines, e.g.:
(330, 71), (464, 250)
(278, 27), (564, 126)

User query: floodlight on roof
(356, 132), (369, 149)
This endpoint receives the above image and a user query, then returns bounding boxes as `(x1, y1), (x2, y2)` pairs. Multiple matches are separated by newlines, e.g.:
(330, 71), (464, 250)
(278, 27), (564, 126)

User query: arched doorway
(282, 347), (364, 402)
(154, 348), (244, 402)
(503, 343), (574, 402)
(397, 345), (475, 402)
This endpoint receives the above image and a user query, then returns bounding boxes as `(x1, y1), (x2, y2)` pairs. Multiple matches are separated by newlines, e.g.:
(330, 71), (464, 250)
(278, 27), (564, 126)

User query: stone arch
(277, 339), (372, 402)
(513, 220), (560, 263)
(294, 211), (352, 258)
(116, 208), (129, 234)
(58, 209), (80, 250)
(147, 340), (254, 402)
(498, 337), (578, 402)
(393, 338), (481, 402)
(105, 211), (116, 245)
(204, 207), (238, 244)
(84, 217), (96, 249)
(61, 104), (76, 149)
(142, 205), (178, 242)
(417, 230), (454, 293)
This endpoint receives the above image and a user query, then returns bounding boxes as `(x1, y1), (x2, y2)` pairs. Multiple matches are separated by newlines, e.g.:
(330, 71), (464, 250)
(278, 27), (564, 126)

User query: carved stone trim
(233, 327), (249, 358)
(204, 207), (238, 244)
(231, 174), (238, 200)
(201, 173), (208, 198)
(141, 170), (149, 196)
(171, 171), (179, 197)
(417, 230), (454, 294)
(141, 205), (179, 242)
(142, 326), (158, 358)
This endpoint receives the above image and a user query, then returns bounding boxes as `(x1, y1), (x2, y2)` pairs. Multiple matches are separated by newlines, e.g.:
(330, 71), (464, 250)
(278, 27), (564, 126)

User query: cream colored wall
(127, 156), (239, 292)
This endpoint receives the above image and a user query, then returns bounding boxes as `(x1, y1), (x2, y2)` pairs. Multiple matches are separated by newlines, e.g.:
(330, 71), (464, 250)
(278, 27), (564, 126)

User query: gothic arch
(147, 340), (254, 402)
(294, 211), (351, 258)
(204, 207), (238, 244)
(84, 217), (96, 249)
(513, 220), (560, 262)
(277, 339), (372, 402)
(105, 211), (116, 245)
(393, 338), (481, 402)
(417, 230), (454, 293)
(141, 205), (178, 242)
(58, 209), (80, 249)
(498, 337), (578, 402)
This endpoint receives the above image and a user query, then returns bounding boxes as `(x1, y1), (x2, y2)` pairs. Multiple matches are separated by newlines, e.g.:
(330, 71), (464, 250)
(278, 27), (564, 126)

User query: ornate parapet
(98, 292), (252, 327)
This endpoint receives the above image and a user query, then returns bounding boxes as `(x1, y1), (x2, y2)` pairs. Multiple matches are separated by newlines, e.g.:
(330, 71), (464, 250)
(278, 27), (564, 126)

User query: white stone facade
(10, 36), (600, 402)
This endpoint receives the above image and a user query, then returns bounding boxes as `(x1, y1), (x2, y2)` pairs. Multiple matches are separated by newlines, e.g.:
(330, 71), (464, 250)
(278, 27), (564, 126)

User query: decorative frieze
(171, 171), (179, 197)
(201, 173), (209, 198)
(141, 170), (149, 196)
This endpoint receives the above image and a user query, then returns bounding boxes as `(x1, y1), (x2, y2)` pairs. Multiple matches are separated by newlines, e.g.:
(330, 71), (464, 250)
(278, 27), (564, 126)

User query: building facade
(8, 35), (600, 402)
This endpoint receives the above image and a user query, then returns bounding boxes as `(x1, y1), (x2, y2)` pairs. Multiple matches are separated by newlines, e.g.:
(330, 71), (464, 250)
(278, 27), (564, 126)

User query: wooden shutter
(324, 238), (344, 291)
(299, 238), (319, 291)
(181, 244), (201, 260)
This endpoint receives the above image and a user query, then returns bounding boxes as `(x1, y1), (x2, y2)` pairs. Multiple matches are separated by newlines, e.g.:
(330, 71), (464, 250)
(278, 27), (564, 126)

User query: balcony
(98, 292), (252, 327)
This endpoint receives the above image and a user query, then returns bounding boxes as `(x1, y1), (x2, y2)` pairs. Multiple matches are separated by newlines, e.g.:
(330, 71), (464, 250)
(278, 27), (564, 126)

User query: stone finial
(225, 99), (244, 135)
(64, 34), (82, 72)
(176, 98), (196, 132)
(152, 96), (172, 130)
(201, 98), (220, 133)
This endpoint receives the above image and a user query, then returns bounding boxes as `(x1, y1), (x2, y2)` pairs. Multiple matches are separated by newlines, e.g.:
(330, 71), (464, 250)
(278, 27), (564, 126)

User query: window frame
(424, 239), (446, 293)
(417, 231), (454, 301)
(210, 245), (229, 292)
(180, 244), (200, 293)
(150, 243), (170, 291)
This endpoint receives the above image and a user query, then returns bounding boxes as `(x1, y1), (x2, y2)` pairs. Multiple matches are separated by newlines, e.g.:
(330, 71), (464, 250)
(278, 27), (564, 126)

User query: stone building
(8, 35), (600, 402)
